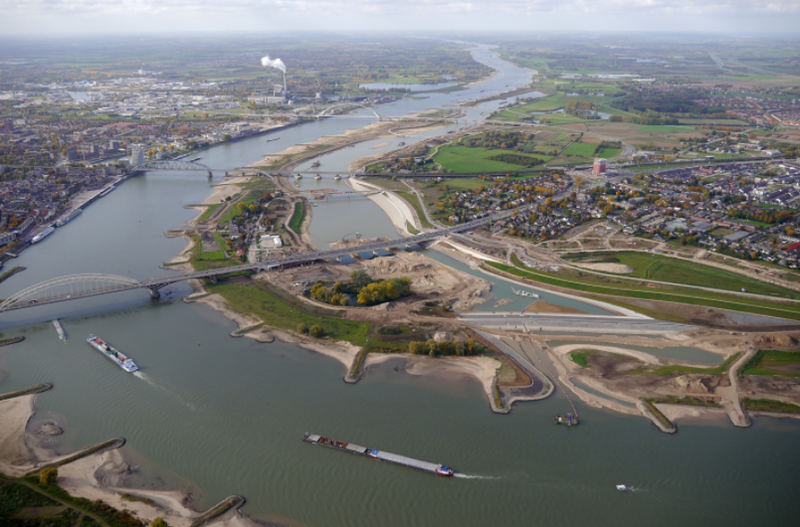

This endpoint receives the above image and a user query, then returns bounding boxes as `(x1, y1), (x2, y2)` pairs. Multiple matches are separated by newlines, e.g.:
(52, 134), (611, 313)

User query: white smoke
(261, 55), (286, 73)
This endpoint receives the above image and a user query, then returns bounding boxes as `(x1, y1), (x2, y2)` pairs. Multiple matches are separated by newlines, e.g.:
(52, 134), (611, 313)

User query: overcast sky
(1, 0), (798, 35)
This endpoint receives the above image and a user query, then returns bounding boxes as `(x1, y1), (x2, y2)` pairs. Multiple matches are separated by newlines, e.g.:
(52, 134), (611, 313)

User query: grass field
(596, 147), (622, 158)
(741, 350), (800, 378)
(432, 145), (546, 173)
(396, 191), (433, 228)
(288, 202), (305, 234)
(563, 251), (800, 299)
(743, 398), (800, 414)
(563, 143), (599, 157)
(485, 257), (800, 321)
(198, 203), (221, 221)
(205, 280), (408, 352)
(638, 125), (696, 133)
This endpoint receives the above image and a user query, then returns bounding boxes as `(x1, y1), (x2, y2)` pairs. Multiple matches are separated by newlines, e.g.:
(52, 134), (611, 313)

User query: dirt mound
(757, 333), (800, 349)
(574, 263), (634, 274)
(329, 237), (389, 249)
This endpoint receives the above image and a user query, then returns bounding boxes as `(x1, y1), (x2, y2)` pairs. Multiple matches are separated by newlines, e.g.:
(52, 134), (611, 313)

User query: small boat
(616, 485), (633, 491)
(311, 160), (321, 168)
(553, 413), (579, 426)
(512, 287), (539, 299)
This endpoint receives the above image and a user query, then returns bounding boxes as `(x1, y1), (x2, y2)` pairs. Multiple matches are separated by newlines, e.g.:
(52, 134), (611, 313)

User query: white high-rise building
(130, 145), (144, 167)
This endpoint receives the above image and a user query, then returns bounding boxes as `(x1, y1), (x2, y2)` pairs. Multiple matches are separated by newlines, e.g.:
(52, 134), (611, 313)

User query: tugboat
(553, 413), (579, 426)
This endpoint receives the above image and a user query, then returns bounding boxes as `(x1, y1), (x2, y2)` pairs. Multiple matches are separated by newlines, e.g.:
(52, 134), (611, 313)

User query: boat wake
(134, 372), (197, 412)
(454, 473), (501, 480)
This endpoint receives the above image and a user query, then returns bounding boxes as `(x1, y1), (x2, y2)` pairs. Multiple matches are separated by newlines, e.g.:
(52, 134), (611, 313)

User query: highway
(458, 312), (696, 334)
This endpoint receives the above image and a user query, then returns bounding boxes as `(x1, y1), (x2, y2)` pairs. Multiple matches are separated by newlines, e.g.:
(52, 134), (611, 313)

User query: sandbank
(0, 394), (37, 477)
(550, 344), (661, 365)
(348, 177), (417, 233)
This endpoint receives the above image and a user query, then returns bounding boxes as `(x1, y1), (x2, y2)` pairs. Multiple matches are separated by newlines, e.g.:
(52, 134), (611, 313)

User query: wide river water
(1, 45), (799, 527)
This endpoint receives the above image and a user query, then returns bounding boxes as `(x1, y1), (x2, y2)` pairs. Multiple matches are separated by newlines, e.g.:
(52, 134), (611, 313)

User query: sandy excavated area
(364, 353), (501, 402)
(574, 262), (634, 274)
(0, 395), (37, 477)
(523, 300), (589, 315)
(357, 251), (493, 311)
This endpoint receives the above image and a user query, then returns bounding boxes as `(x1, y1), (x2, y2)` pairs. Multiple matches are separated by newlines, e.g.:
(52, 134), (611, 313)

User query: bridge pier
(147, 286), (160, 299)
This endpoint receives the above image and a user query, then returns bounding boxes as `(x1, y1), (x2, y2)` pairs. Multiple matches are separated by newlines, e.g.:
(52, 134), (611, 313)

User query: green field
(432, 145), (546, 173)
(563, 251), (800, 298)
(288, 202), (305, 234)
(741, 350), (800, 378)
(396, 191), (433, 228)
(638, 125), (696, 133)
(744, 398), (800, 414)
(563, 143), (599, 157)
(596, 147), (622, 158)
(485, 257), (800, 322)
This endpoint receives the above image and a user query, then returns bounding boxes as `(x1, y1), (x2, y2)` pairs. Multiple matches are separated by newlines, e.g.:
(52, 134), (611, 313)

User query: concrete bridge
(0, 209), (517, 314)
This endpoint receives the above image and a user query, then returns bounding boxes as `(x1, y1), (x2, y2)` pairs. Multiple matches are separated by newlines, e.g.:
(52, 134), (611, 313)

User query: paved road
(459, 312), (695, 334)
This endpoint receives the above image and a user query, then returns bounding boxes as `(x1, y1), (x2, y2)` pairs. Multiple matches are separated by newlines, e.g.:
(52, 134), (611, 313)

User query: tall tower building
(130, 145), (144, 167)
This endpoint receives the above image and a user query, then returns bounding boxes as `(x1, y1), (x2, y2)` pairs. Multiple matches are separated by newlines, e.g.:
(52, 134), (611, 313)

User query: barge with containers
(86, 335), (138, 373)
(303, 433), (454, 476)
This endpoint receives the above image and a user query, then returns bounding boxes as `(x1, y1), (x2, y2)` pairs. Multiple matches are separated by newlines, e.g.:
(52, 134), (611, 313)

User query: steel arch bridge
(132, 160), (211, 171)
(0, 273), (148, 312)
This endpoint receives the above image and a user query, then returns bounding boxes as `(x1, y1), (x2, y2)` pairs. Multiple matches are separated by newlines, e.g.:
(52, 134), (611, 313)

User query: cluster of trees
(609, 114), (680, 125)
(357, 277), (412, 306)
(297, 322), (325, 338)
(408, 337), (483, 357)
(486, 153), (544, 167)
(727, 209), (794, 225)
(609, 89), (724, 116)
(310, 281), (350, 306)
(309, 270), (412, 307)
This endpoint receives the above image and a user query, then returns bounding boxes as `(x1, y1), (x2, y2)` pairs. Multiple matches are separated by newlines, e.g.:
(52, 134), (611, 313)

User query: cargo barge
(86, 335), (138, 373)
(303, 433), (454, 476)
(56, 209), (82, 227)
(52, 319), (66, 340)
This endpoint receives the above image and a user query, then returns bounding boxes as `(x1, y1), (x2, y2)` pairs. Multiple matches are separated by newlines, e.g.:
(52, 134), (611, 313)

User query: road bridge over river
(0, 209), (516, 313)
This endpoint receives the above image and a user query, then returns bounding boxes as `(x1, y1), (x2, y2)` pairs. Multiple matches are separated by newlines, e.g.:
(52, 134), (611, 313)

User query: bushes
(408, 337), (482, 357)
(39, 466), (57, 485)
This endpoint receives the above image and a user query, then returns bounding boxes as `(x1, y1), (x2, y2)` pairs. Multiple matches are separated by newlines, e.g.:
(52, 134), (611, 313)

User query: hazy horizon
(1, 1), (798, 36)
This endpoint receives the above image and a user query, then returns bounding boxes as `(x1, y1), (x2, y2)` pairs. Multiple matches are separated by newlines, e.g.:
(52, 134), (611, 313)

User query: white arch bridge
(0, 274), (166, 313)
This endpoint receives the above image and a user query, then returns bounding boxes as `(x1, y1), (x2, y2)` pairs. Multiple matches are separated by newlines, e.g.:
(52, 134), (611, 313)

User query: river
(1, 45), (799, 527)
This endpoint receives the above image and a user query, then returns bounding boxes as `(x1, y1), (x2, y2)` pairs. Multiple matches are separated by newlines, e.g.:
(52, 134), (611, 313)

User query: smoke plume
(261, 55), (286, 73)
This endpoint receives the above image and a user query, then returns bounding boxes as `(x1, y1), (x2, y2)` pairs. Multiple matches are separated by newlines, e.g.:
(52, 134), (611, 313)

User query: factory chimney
(283, 72), (287, 96)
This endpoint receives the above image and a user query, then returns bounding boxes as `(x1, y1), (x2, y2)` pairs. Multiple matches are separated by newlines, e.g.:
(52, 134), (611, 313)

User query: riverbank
(0, 387), (258, 527)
